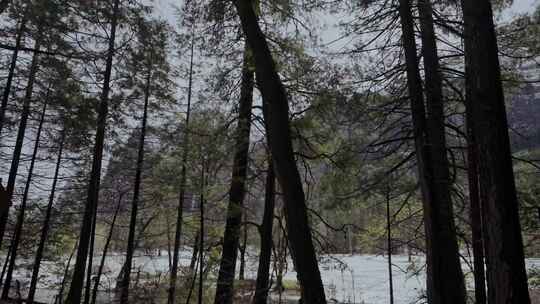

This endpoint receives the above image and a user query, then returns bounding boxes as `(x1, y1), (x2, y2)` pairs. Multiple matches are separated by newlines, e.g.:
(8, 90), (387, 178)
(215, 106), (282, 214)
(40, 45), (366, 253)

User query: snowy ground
(8, 252), (540, 304)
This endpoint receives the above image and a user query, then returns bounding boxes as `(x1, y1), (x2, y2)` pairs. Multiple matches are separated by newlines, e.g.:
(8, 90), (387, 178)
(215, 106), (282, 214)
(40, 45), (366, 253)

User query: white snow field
(7, 253), (540, 303)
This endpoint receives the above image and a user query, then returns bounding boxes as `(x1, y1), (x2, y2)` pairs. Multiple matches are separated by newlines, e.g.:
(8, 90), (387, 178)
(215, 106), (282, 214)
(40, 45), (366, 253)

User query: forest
(0, 0), (539, 303)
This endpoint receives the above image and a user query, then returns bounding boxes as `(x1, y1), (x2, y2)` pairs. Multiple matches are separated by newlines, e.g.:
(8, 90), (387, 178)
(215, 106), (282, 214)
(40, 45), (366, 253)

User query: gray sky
(508, 0), (540, 14)
(152, 0), (540, 23)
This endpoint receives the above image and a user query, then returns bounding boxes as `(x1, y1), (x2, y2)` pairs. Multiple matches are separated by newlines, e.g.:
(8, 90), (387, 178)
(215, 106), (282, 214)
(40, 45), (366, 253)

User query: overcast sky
(151, 0), (540, 51)
(508, 0), (540, 14)
(152, 0), (540, 23)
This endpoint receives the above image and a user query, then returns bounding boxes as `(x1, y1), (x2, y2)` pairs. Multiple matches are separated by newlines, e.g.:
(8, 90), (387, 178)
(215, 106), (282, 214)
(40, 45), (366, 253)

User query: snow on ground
(8, 253), (540, 304)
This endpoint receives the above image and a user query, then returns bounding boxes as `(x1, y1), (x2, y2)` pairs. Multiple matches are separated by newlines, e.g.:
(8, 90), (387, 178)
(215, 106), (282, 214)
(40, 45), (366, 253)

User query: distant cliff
(508, 65), (540, 152)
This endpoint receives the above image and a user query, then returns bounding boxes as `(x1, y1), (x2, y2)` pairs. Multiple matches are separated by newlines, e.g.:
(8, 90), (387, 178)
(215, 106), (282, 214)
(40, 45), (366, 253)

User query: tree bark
(386, 184), (394, 304)
(232, 1), (326, 302)
(57, 242), (78, 304)
(253, 161), (275, 304)
(119, 67), (152, 304)
(166, 213), (172, 269)
(461, 0), (531, 303)
(185, 250), (199, 304)
(65, 0), (120, 302)
(83, 193), (98, 304)
(214, 42), (254, 304)
(396, 0), (467, 303)
(417, 1), (466, 303)
(91, 197), (122, 304)
(198, 160), (206, 304)
(0, 245), (11, 284)
(466, 110), (487, 304)
(189, 231), (200, 272)
(0, 16), (26, 137)
(1, 94), (48, 299)
(28, 129), (66, 303)
(167, 35), (195, 304)
(0, 34), (41, 250)
(239, 221), (247, 281)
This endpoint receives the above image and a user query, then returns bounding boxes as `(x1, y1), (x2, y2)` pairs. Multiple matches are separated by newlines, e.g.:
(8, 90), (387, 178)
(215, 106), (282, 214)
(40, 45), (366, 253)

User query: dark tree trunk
(166, 214), (172, 269)
(1, 98), (47, 299)
(57, 242), (78, 304)
(417, 1), (466, 303)
(461, 0), (531, 303)
(464, 32), (487, 302)
(114, 216), (154, 291)
(0, 245), (11, 284)
(397, 0), (467, 303)
(214, 43), (254, 304)
(466, 111), (487, 304)
(65, 1), (120, 302)
(198, 160), (205, 304)
(83, 195), (98, 304)
(274, 218), (287, 297)
(239, 221), (247, 281)
(385, 185), (394, 304)
(0, 35), (41, 250)
(189, 231), (200, 272)
(28, 129), (65, 303)
(232, 2), (326, 302)
(253, 161), (275, 304)
(0, 17), (26, 137)
(168, 36), (195, 304)
(185, 251), (199, 304)
(185, 230), (201, 304)
(91, 197), (122, 304)
(119, 67), (152, 304)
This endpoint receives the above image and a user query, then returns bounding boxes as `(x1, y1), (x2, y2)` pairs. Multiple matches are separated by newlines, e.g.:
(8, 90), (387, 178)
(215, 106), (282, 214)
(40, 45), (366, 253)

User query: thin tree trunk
(189, 231), (200, 272)
(114, 216), (154, 291)
(65, 1), (120, 302)
(214, 42), (254, 304)
(198, 160), (205, 304)
(119, 67), (152, 304)
(232, 2), (326, 302)
(275, 220), (287, 298)
(0, 35), (42, 250)
(166, 213), (172, 269)
(182, 232), (200, 303)
(461, 1), (530, 302)
(417, 1), (466, 303)
(91, 197), (122, 304)
(0, 245), (11, 284)
(28, 129), (66, 303)
(57, 242), (78, 304)
(386, 184), (394, 304)
(0, 16), (26, 137)
(185, 251), (199, 304)
(239, 221), (247, 281)
(347, 226), (353, 255)
(83, 195), (98, 304)
(253, 161), (275, 304)
(168, 35), (195, 304)
(1, 98), (47, 299)
(115, 263), (127, 291)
